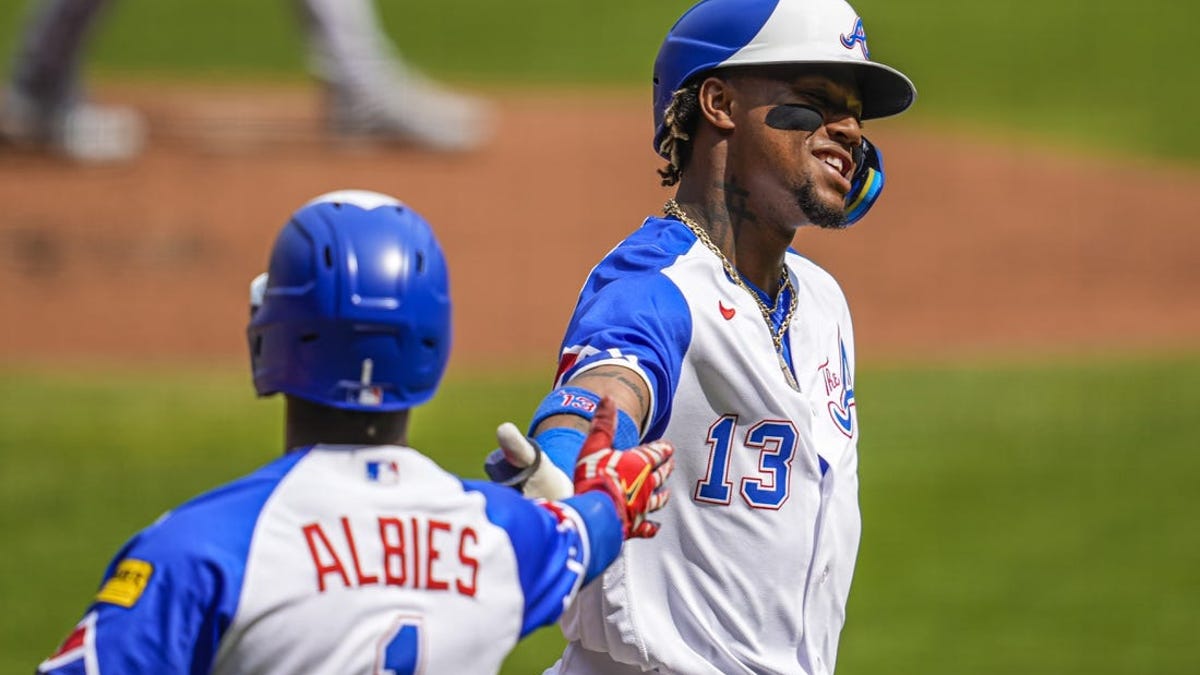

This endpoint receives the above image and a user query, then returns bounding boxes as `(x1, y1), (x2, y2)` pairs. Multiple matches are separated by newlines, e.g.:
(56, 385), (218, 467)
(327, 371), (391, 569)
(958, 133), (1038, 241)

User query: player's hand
(573, 397), (674, 539)
(485, 424), (574, 501)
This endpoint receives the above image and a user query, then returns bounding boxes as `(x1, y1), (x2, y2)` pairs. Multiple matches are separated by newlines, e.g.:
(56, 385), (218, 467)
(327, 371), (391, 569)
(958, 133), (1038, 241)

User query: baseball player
(0, 0), (488, 161)
(37, 190), (674, 674)
(486, 0), (916, 672)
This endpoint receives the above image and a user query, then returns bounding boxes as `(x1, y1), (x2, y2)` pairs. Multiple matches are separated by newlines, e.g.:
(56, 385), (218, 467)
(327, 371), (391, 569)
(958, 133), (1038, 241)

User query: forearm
(528, 365), (651, 476)
(533, 364), (650, 435)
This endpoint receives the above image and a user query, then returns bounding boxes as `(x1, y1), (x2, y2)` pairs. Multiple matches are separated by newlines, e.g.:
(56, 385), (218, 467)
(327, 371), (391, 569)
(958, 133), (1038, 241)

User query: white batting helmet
(652, 0), (916, 155)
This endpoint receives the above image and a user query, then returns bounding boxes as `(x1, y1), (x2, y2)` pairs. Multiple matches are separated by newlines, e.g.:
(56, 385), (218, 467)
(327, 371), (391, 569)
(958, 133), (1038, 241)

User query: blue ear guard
(845, 136), (885, 225)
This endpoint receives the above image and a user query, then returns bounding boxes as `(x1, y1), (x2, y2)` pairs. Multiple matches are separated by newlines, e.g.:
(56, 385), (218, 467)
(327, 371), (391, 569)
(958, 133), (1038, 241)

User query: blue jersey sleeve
(462, 480), (622, 638)
(38, 452), (305, 675)
(555, 222), (695, 442)
(80, 535), (230, 674)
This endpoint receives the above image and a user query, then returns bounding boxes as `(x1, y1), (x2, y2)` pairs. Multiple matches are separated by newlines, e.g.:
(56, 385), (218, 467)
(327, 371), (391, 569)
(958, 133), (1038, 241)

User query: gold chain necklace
(664, 199), (800, 391)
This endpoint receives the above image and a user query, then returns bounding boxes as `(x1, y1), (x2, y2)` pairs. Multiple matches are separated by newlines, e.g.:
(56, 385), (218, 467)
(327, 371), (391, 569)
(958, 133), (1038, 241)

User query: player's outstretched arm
(492, 395), (673, 530)
(475, 399), (672, 634)
(484, 363), (653, 495)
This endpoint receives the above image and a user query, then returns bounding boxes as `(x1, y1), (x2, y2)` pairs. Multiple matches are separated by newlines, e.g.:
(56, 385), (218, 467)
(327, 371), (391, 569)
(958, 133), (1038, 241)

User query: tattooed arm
(533, 365), (651, 437)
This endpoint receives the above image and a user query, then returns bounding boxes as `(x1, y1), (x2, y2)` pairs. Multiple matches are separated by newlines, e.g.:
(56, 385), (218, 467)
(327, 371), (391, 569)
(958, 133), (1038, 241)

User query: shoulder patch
(95, 558), (153, 608)
(39, 611), (97, 671)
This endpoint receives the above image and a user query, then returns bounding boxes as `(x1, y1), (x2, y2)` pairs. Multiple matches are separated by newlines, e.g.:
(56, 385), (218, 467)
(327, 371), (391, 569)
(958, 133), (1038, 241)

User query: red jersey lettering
(305, 515), (481, 596)
(302, 522), (351, 592)
(457, 527), (480, 597)
(426, 520), (450, 591)
(341, 516), (379, 586)
(379, 517), (407, 587)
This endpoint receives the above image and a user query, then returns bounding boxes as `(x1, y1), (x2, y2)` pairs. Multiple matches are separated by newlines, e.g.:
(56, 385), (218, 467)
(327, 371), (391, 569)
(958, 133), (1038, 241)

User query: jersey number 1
(694, 416), (796, 509)
(378, 618), (422, 675)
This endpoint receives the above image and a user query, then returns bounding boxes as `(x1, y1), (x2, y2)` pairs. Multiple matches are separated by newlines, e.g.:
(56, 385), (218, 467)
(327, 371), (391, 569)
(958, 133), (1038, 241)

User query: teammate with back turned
(486, 0), (916, 672)
(37, 190), (674, 674)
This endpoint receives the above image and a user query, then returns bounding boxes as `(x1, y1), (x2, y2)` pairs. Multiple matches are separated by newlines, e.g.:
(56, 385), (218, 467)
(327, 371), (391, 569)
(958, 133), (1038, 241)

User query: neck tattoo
(664, 199), (801, 391)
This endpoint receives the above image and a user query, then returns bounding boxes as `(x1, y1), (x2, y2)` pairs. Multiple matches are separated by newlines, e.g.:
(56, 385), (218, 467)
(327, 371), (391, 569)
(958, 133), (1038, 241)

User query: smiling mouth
(814, 150), (852, 180)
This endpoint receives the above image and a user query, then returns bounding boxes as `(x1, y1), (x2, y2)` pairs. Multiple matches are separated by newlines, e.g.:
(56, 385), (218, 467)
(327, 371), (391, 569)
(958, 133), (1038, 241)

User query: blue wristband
(529, 387), (602, 432)
(528, 387), (643, 475)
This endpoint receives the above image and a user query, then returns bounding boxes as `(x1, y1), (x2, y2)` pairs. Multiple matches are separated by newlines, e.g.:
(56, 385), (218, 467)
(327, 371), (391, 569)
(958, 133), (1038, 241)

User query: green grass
(0, 365), (564, 673)
(2, 355), (1198, 673)
(853, 0), (1200, 162)
(1, 0), (1198, 161)
(0, 0), (690, 84)
(842, 354), (1200, 674)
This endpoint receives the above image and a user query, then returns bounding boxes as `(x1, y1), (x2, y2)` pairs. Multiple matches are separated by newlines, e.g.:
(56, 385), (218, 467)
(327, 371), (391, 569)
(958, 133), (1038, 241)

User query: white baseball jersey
(549, 216), (860, 675)
(38, 444), (622, 675)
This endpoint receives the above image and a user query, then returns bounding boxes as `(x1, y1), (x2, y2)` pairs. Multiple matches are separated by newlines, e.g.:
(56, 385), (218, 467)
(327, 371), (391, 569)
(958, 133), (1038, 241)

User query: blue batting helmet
(247, 190), (451, 412)
(652, 0), (916, 155)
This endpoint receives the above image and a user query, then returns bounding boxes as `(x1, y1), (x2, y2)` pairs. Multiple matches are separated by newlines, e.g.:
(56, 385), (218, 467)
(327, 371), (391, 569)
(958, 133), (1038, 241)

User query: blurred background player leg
(1, 0), (489, 159)
(294, 0), (491, 152)
(0, 0), (145, 162)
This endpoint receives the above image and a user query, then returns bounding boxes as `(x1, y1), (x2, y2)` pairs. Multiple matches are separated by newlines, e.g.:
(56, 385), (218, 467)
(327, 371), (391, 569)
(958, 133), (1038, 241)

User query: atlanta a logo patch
(839, 17), (870, 58)
(818, 332), (856, 438)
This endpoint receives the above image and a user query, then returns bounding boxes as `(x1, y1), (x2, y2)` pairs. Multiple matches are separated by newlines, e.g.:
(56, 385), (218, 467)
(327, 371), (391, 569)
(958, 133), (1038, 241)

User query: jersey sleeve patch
(94, 559), (153, 608)
(38, 611), (97, 673)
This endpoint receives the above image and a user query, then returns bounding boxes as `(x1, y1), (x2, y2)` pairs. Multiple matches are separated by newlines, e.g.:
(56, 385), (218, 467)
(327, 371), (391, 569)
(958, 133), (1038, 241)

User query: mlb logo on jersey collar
(366, 460), (401, 484)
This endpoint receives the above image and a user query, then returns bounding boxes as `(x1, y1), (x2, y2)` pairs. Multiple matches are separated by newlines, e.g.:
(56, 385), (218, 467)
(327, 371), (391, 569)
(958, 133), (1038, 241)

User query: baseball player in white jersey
(0, 0), (488, 161)
(485, 0), (916, 672)
(37, 190), (674, 674)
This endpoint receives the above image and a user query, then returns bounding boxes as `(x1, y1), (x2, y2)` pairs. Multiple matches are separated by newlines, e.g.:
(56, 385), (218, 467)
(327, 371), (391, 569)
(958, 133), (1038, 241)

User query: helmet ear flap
(844, 135), (884, 225)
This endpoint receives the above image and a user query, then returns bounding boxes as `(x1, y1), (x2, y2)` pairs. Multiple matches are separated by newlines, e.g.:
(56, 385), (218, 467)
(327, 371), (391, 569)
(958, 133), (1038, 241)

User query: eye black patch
(764, 104), (824, 132)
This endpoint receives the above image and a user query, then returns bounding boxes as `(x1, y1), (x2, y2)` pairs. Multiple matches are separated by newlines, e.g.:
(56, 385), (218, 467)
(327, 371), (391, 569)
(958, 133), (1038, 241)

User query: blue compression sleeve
(529, 386), (642, 456)
(535, 428), (587, 477)
(531, 410), (642, 478)
(562, 492), (623, 584)
(611, 410), (641, 450)
(528, 386), (644, 477)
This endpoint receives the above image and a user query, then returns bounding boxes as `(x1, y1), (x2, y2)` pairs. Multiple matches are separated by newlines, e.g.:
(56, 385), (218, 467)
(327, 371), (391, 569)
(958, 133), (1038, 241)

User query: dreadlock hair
(656, 81), (702, 187)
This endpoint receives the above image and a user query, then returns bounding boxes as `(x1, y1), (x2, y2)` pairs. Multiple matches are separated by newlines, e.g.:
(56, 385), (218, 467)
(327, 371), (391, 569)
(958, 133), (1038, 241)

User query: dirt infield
(2, 83), (1197, 371)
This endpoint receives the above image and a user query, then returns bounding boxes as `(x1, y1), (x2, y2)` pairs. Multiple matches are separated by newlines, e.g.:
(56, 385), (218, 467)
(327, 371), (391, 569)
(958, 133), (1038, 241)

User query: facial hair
(796, 179), (848, 229)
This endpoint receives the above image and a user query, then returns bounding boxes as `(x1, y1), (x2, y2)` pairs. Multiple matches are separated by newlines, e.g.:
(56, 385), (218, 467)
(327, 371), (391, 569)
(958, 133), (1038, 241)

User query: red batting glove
(573, 397), (674, 539)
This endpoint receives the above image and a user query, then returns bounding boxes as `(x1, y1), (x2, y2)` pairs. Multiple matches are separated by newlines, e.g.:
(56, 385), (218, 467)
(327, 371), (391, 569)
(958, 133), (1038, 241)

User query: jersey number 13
(694, 416), (797, 509)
